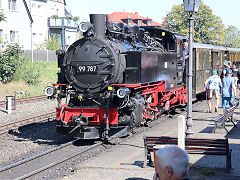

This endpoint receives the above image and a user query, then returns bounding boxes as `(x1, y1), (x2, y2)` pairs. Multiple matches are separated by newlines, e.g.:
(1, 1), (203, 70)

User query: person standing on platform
(232, 64), (238, 87)
(221, 60), (231, 79)
(204, 70), (222, 113)
(237, 67), (240, 88)
(222, 70), (237, 113)
(153, 145), (189, 180)
(182, 42), (189, 84)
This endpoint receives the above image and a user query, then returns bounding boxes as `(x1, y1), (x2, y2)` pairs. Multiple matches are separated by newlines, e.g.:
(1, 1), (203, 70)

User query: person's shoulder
(212, 75), (221, 80)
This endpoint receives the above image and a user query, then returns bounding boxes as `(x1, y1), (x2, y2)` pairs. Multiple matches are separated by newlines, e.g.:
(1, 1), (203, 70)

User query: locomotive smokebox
(90, 14), (106, 38)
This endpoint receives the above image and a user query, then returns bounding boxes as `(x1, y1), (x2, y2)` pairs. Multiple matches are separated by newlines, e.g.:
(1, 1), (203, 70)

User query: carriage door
(212, 51), (220, 73)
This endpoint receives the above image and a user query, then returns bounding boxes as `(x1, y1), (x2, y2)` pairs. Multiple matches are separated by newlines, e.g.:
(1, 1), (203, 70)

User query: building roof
(33, 0), (65, 4)
(108, 12), (162, 26)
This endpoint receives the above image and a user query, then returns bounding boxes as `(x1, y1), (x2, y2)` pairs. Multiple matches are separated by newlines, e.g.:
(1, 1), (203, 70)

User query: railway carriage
(192, 43), (240, 96)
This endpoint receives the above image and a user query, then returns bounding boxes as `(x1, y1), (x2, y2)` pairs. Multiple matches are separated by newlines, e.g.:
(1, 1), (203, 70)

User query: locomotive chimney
(90, 14), (106, 38)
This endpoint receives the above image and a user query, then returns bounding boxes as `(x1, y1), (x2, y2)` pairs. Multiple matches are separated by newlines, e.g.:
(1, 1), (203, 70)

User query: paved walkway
(62, 98), (240, 180)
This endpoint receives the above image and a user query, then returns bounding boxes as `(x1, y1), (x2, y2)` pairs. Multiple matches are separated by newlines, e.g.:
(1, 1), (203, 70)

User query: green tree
(0, 12), (6, 22)
(44, 34), (61, 50)
(223, 25), (240, 48)
(163, 3), (225, 45)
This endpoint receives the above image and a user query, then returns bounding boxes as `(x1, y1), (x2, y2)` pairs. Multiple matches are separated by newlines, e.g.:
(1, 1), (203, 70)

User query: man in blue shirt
(205, 70), (222, 113)
(222, 70), (237, 113)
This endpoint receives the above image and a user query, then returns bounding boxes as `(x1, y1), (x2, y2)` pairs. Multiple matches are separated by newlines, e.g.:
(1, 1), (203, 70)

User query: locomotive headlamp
(108, 86), (113, 91)
(117, 88), (130, 98)
(44, 86), (56, 97)
(79, 22), (92, 33)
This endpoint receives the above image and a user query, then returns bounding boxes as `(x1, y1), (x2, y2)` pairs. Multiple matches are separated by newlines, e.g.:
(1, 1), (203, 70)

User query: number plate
(78, 65), (98, 74)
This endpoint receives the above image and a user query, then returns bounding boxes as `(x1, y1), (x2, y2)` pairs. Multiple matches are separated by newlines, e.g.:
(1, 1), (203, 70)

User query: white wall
(0, 0), (78, 50)
(31, 0), (65, 49)
(0, 0), (31, 50)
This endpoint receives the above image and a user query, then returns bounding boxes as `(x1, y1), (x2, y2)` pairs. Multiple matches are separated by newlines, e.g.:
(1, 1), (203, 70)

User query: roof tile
(108, 12), (162, 26)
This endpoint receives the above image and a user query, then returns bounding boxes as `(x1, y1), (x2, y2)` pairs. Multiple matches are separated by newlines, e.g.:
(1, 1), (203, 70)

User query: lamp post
(183, 0), (200, 138)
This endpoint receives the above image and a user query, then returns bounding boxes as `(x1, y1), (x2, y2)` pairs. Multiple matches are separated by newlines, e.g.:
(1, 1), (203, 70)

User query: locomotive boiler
(46, 14), (187, 139)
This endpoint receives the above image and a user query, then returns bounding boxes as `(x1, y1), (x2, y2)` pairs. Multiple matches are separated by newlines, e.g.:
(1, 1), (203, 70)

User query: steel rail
(16, 140), (103, 180)
(0, 112), (56, 136)
(0, 138), (81, 173)
(0, 138), (106, 180)
(0, 95), (47, 107)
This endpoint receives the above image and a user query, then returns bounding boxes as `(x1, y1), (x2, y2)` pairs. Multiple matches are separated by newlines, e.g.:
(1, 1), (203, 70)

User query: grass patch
(0, 61), (58, 100)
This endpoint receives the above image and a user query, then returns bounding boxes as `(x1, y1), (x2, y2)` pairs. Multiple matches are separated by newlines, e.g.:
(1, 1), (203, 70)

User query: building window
(38, 5), (42, 16)
(128, 19), (132, 26)
(138, 20), (142, 26)
(147, 20), (151, 26)
(32, 4), (37, 16)
(8, 0), (17, 11)
(10, 31), (18, 42)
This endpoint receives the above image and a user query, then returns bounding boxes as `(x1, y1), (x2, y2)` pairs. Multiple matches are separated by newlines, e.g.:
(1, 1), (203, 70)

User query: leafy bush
(0, 12), (6, 22)
(43, 34), (61, 50)
(14, 58), (42, 85)
(0, 43), (24, 83)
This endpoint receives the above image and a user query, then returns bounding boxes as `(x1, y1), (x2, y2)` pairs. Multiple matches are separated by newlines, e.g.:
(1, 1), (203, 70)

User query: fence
(23, 50), (57, 62)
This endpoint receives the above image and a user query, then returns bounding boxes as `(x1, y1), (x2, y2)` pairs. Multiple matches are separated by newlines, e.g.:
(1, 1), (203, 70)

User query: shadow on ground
(8, 121), (97, 146)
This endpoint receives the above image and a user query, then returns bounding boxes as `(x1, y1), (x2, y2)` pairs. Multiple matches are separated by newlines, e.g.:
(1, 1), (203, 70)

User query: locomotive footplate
(56, 124), (130, 139)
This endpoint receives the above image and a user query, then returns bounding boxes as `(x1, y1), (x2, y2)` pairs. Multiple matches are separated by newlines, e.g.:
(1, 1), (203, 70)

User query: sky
(65, 0), (240, 29)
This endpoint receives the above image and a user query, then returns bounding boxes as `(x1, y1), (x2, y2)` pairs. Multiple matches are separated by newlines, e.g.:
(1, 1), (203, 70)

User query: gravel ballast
(0, 99), (74, 166)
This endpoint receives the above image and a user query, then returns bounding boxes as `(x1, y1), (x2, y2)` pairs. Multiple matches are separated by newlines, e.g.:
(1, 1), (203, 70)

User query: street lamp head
(183, 0), (201, 13)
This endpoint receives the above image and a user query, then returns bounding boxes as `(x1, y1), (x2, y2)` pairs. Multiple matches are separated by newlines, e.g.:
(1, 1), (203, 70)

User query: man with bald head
(153, 145), (189, 180)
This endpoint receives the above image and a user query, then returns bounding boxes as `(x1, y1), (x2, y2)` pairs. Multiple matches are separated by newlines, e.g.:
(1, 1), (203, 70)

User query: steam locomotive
(45, 14), (188, 139)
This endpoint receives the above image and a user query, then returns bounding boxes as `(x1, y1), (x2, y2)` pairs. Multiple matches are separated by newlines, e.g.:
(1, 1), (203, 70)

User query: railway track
(0, 107), (179, 179)
(0, 112), (55, 136)
(0, 113), (170, 179)
(0, 137), (105, 179)
(0, 95), (47, 107)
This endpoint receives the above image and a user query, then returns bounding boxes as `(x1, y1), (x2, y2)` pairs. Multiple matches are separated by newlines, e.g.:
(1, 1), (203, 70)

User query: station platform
(62, 98), (240, 180)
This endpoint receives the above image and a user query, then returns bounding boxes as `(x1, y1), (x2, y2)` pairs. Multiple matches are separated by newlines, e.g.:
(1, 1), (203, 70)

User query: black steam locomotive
(45, 14), (187, 139)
